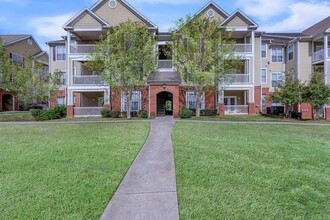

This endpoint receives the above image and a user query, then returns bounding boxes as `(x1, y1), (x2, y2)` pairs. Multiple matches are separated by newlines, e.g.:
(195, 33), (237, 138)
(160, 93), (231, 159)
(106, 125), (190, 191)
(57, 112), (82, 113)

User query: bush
(101, 109), (111, 118)
(201, 109), (217, 116)
(31, 106), (67, 121)
(180, 108), (193, 118)
(131, 111), (138, 117)
(110, 110), (120, 118)
(139, 110), (148, 118)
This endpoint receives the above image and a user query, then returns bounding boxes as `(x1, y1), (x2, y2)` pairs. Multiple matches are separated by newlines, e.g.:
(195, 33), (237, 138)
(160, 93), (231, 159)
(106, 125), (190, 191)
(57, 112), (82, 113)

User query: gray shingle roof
(0, 35), (30, 45)
(302, 16), (330, 37)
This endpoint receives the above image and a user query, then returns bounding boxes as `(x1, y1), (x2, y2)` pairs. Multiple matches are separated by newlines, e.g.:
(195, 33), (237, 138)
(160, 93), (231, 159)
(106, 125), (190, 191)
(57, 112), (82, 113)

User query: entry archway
(2, 94), (14, 111)
(157, 92), (173, 116)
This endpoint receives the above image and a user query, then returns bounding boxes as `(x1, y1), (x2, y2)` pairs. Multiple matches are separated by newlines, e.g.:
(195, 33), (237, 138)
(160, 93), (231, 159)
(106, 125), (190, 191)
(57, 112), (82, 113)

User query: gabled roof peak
(221, 8), (259, 28)
(195, 1), (229, 19)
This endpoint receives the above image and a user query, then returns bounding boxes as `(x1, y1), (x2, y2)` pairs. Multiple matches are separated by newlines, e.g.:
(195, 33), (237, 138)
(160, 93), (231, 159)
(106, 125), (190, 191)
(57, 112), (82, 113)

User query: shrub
(131, 111), (138, 117)
(110, 110), (120, 118)
(180, 108), (193, 118)
(101, 109), (111, 118)
(139, 110), (148, 118)
(201, 109), (217, 116)
(31, 106), (67, 121)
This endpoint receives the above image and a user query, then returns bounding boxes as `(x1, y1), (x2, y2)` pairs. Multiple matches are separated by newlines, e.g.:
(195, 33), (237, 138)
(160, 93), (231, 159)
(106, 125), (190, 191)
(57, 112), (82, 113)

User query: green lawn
(173, 123), (330, 219)
(0, 123), (149, 219)
(0, 112), (34, 121)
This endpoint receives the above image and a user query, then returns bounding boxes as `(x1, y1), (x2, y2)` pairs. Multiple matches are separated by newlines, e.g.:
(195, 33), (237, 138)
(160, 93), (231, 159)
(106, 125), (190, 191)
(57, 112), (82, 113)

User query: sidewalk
(100, 117), (179, 220)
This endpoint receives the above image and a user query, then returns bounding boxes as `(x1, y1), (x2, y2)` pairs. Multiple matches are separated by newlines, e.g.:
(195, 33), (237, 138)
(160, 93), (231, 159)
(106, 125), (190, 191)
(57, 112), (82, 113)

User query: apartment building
(0, 35), (49, 112)
(48, 0), (330, 119)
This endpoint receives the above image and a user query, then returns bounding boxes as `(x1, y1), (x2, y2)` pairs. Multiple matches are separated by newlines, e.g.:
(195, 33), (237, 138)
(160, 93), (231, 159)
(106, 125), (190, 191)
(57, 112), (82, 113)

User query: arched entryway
(157, 92), (173, 116)
(2, 94), (14, 111)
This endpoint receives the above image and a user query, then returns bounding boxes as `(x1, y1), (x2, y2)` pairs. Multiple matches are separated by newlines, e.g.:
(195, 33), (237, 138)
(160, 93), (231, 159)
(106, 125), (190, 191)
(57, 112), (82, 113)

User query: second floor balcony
(226, 44), (253, 54)
(73, 75), (104, 85)
(312, 49), (330, 62)
(224, 74), (251, 85)
(70, 44), (96, 55)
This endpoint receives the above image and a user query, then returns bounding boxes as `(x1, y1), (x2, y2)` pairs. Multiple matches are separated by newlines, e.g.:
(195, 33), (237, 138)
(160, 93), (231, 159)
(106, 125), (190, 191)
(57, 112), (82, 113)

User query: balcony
(225, 44), (253, 53)
(224, 74), (250, 85)
(225, 105), (248, 115)
(74, 107), (103, 117)
(312, 49), (330, 62)
(70, 44), (96, 54)
(158, 60), (173, 70)
(73, 76), (104, 85)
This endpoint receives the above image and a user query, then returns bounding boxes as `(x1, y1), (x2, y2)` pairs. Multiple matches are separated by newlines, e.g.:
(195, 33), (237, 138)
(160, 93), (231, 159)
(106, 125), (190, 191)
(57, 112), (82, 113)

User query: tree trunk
(126, 91), (131, 119)
(196, 91), (201, 117)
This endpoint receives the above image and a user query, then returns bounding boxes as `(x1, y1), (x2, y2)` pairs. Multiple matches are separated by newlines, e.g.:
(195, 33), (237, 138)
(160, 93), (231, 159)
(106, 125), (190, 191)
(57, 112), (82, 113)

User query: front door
(157, 92), (173, 116)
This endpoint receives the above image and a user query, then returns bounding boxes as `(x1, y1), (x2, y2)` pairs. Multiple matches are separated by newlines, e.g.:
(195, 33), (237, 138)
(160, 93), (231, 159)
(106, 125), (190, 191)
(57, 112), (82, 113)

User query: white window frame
(271, 72), (283, 88)
(10, 53), (24, 65)
(56, 45), (66, 61)
(261, 42), (267, 59)
(261, 68), (267, 84)
(271, 47), (284, 63)
(224, 96), (237, 106)
(288, 44), (294, 61)
(262, 94), (267, 108)
(121, 91), (142, 112)
(57, 96), (66, 106)
(186, 91), (205, 109)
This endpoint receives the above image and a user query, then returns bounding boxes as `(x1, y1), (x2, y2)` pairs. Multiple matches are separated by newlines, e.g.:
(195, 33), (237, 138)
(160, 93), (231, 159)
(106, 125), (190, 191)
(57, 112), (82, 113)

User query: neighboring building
(48, 0), (330, 119)
(0, 35), (49, 112)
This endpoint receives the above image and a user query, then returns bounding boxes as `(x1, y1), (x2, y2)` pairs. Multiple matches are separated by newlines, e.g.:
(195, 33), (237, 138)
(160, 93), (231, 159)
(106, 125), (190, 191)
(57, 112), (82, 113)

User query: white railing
(225, 44), (253, 53)
(312, 49), (330, 62)
(225, 105), (248, 115)
(224, 74), (250, 84)
(70, 44), (96, 54)
(158, 60), (173, 69)
(73, 76), (104, 85)
(74, 107), (103, 116)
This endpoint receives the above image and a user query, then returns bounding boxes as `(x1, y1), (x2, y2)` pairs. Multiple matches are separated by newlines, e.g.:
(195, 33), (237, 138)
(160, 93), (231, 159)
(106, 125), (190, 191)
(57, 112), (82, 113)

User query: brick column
(248, 103), (255, 115)
(103, 104), (110, 110)
(326, 107), (330, 120)
(219, 103), (225, 116)
(67, 105), (74, 118)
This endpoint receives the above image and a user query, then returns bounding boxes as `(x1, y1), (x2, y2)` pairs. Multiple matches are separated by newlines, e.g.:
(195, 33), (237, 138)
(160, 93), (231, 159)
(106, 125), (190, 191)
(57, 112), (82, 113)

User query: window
(272, 101), (283, 107)
(186, 91), (205, 109)
(261, 43), (267, 58)
(288, 44), (294, 61)
(60, 72), (66, 85)
(261, 68), (267, 84)
(57, 96), (66, 106)
(56, 46), (66, 61)
(262, 94), (267, 108)
(271, 73), (283, 87)
(10, 53), (24, 65)
(121, 91), (142, 112)
(271, 47), (284, 63)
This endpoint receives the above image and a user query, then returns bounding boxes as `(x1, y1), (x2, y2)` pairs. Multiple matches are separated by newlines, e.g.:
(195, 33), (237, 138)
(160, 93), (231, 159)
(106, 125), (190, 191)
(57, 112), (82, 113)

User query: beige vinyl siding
(285, 43), (297, 74)
(254, 36), (261, 85)
(6, 37), (40, 59)
(73, 14), (102, 28)
(327, 61), (330, 84)
(202, 6), (226, 22)
(226, 16), (249, 27)
(299, 42), (312, 84)
(37, 53), (49, 63)
(262, 45), (285, 88)
(94, 0), (142, 26)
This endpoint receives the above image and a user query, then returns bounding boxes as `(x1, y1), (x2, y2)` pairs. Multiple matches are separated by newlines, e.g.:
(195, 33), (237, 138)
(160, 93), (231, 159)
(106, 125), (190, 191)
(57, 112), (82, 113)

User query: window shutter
(53, 47), (56, 61)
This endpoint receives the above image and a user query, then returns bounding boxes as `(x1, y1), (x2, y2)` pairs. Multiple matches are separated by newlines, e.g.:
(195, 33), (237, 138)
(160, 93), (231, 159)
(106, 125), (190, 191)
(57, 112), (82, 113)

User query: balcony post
(324, 34), (328, 83)
(251, 31), (255, 54)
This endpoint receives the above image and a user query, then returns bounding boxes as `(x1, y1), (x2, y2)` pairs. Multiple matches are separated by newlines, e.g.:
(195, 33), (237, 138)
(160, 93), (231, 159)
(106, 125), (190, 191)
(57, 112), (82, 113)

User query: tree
(302, 72), (330, 120)
(1, 42), (62, 109)
(0, 40), (14, 89)
(170, 15), (237, 117)
(87, 20), (157, 119)
(272, 72), (303, 117)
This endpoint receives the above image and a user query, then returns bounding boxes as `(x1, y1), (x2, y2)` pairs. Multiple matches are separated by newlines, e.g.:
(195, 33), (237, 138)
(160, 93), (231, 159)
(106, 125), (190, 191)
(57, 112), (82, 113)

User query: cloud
(236, 0), (296, 20)
(261, 1), (330, 32)
(28, 13), (74, 39)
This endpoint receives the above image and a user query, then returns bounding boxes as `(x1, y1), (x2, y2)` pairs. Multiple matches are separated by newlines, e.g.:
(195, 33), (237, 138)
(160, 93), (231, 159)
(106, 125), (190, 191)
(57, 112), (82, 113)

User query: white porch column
(324, 34), (328, 83)
(67, 89), (74, 105)
(251, 30), (255, 54)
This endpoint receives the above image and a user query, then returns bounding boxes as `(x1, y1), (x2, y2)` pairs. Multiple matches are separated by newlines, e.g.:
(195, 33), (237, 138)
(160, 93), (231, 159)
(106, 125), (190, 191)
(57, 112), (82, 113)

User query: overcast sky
(1, 0), (330, 51)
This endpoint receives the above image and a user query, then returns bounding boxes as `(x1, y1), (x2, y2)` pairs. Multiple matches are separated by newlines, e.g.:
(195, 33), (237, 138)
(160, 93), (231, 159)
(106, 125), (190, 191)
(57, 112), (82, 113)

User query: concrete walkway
(100, 117), (179, 220)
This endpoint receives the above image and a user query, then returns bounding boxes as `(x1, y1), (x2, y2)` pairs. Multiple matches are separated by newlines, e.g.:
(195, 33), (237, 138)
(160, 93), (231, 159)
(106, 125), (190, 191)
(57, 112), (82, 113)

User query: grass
(181, 115), (330, 123)
(173, 123), (330, 219)
(0, 112), (34, 121)
(0, 123), (149, 219)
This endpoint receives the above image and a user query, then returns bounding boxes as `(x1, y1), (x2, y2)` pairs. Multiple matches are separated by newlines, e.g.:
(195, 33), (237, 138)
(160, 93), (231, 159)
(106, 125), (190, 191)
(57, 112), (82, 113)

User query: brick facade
(326, 107), (330, 120)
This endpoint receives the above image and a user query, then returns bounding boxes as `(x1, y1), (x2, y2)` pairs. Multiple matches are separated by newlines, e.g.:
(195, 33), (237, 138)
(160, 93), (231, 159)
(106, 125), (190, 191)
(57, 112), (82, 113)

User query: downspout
(297, 38), (301, 113)
(260, 33), (263, 114)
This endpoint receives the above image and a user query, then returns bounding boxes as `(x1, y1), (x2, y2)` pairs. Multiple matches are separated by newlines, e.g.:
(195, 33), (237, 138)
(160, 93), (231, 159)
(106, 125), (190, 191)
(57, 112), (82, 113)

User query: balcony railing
(74, 107), (103, 116)
(225, 44), (253, 53)
(224, 74), (250, 84)
(312, 49), (330, 62)
(225, 105), (248, 115)
(158, 60), (173, 69)
(73, 76), (104, 85)
(70, 45), (96, 54)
